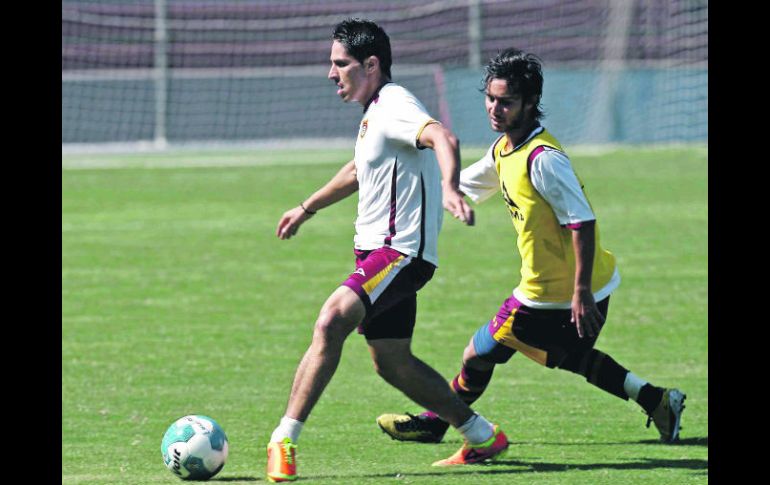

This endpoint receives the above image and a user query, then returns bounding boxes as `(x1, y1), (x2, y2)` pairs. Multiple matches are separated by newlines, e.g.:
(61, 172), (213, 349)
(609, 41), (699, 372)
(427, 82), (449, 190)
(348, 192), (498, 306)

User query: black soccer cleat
(646, 388), (686, 443)
(376, 412), (450, 443)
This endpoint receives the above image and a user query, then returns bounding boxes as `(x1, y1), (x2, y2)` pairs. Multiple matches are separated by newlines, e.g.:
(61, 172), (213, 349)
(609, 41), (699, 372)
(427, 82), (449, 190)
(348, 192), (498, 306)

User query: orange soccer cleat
(266, 437), (298, 482)
(432, 425), (509, 466)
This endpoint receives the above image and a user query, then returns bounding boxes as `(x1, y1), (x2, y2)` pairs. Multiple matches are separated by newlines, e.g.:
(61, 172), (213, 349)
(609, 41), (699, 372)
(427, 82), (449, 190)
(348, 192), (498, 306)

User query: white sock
(623, 372), (648, 401)
(270, 416), (304, 444)
(456, 413), (494, 445)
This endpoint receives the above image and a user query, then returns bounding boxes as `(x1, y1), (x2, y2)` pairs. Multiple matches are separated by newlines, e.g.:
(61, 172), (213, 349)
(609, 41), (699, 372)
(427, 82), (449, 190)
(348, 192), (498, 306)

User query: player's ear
(524, 95), (539, 114)
(365, 56), (379, 73)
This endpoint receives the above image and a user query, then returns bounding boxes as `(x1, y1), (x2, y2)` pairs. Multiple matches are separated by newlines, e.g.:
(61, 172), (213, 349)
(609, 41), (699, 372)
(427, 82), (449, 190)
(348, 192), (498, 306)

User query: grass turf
(62, 145), (707, 484)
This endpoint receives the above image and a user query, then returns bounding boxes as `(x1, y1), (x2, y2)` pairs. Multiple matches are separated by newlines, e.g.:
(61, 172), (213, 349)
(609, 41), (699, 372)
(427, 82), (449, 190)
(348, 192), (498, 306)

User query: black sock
(637, 384), (665, 414)
(560, 349), (630, 400)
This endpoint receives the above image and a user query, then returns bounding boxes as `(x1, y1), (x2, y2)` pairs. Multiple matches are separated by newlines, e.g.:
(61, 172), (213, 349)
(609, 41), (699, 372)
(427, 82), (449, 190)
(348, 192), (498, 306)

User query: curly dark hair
(332, 18), (392, 79)
(482, 48), (544, 120)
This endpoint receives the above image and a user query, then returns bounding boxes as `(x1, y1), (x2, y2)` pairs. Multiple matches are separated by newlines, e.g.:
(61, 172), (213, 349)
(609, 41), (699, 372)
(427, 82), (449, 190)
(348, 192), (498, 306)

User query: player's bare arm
(276, 160), (358, 240)
(417, 122), (474, 226)
(570, 220), (605, 338)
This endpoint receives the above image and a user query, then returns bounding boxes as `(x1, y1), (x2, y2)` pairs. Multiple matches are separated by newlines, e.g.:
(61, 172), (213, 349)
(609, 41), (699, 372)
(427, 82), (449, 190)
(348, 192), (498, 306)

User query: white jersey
(353, 83), (443, 266)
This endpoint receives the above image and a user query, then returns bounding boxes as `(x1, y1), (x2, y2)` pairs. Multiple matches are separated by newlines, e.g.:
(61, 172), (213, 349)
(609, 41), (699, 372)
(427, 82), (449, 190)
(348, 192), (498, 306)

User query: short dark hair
(482, 48), (544, 120)
(332, 18), (392, 79)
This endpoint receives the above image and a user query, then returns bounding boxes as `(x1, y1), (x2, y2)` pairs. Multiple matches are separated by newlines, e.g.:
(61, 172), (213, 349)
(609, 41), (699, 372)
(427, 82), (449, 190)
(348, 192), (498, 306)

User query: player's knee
(555, 348), (585, 374)
(461, 338), (476, 363)
(463, 334), (501, 369)
(312, 308), (353, 346)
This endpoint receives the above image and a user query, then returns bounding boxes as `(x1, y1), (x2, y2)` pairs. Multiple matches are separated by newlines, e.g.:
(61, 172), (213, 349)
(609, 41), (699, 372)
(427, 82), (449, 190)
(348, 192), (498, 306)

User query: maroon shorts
(474, 293), (610, 368)
(341, 247), (435, 340)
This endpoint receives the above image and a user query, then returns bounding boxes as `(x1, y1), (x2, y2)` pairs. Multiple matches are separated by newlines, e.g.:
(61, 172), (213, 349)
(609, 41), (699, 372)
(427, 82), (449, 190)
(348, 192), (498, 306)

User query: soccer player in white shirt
(377, 48), (686, 446)
(266, 19), (509, 482)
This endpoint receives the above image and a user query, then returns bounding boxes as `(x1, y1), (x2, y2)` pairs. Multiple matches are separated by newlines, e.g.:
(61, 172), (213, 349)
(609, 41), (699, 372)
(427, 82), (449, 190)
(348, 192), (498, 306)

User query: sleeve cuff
(415, 119), (440, 149)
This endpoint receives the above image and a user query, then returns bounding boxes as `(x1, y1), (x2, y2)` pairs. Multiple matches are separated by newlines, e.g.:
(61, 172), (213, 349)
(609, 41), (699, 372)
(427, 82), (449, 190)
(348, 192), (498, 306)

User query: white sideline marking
(62, 142), (706, 170)
(61, 155), (347, 170)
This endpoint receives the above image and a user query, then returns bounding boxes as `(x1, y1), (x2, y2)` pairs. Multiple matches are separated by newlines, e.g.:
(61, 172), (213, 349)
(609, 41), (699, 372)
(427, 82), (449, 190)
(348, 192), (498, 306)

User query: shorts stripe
(362, 254), (410, 303)
(492, 310), (548, 366)
(342, 247), (434, 340)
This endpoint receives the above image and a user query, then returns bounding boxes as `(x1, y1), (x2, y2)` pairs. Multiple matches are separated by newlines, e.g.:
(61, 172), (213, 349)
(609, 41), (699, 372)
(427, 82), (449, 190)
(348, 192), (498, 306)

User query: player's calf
(559, 348), (686, 442)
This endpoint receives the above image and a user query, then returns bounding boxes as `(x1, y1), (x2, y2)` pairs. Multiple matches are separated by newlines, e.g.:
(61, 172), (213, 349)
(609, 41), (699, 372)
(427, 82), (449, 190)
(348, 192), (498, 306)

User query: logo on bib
(359, 120), (368, 139)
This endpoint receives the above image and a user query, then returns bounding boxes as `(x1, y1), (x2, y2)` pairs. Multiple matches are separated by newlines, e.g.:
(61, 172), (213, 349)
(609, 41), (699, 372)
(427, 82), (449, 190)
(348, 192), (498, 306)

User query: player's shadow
(515, 436), (708, 447)
(492, 457), (708, 473)
(209, 477), (261, 482)
(440, 436), (707, 447)
(210, 478), (259, 482)
(309, 455), (708, 481)
(215, 454), (708, 482)
(634, 436), (707, 446)
(211, 437), (708, 481)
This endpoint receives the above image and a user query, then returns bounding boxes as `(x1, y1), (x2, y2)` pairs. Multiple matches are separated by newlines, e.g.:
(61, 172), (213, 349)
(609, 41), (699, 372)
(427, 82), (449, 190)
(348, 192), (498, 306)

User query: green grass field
(62, 145), (708, 484)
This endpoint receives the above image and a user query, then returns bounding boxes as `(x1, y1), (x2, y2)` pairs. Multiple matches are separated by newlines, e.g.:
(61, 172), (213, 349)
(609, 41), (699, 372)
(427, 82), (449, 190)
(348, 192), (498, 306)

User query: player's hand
(276, 206), (312, 240)
(571, 288), (604, 338)
(443, 188), (475, 226)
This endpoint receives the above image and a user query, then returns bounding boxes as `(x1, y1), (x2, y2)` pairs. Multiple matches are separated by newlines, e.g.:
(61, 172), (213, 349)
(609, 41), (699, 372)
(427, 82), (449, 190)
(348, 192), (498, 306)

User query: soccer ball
(161, 415), (229, 480)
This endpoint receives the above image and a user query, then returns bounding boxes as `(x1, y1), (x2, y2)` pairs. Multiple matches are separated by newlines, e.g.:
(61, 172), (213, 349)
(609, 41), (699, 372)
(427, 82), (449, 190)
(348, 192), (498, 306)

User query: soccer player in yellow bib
(377, 48), (686, 445)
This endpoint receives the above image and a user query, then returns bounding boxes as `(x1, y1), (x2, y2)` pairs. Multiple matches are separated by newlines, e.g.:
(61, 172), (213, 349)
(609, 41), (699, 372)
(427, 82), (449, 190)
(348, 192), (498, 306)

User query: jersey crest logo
(354, 268), (366, 277)
(359, 120), (368, 139)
